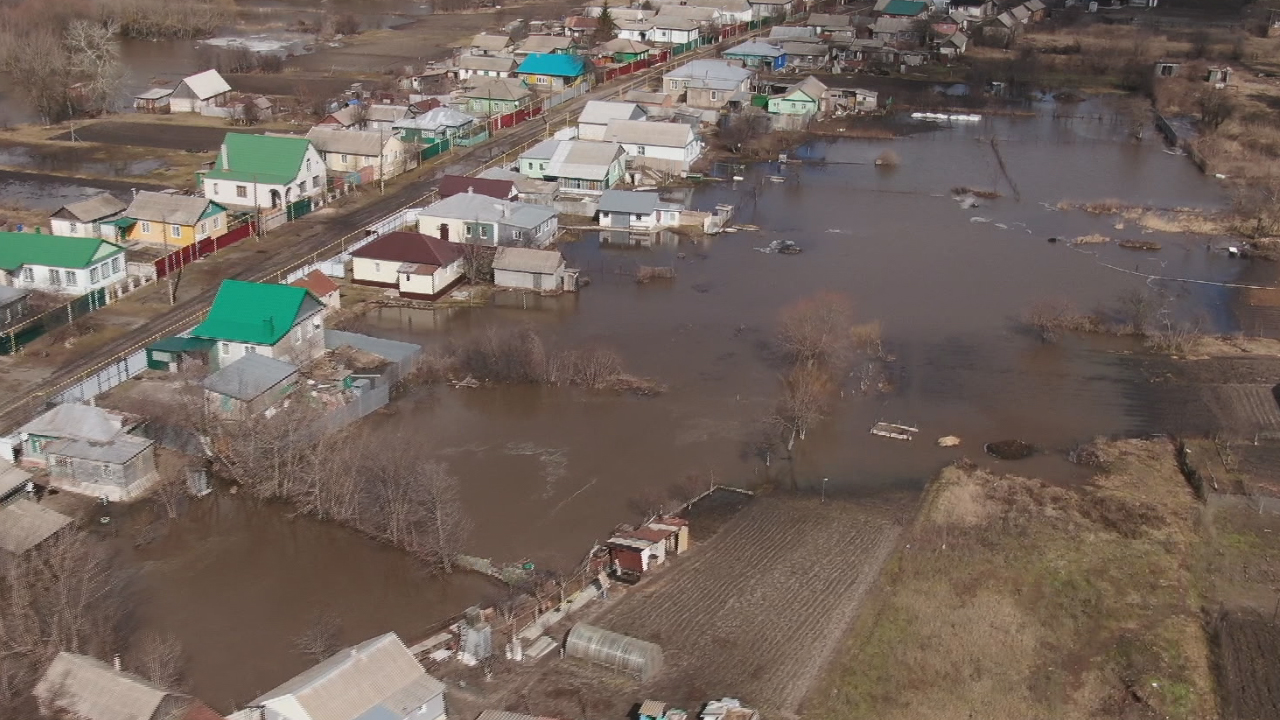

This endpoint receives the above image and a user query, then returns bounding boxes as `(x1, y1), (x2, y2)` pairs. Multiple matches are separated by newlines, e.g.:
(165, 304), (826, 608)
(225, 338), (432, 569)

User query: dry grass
(1070, 233), (1111, 245)
(807, 439), (1215, 720)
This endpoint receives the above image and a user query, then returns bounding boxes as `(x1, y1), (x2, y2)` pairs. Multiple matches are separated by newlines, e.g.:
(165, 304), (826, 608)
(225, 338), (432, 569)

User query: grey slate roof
(35, 652), (176, 720)
(133, 87), (173, 100)
(393, 107), (476, 133)
(53, 194), (127, 223)
(519, 35), (574, 53)
(179, 69), (231, 100)
(253, 633), (442, 720)
(477, 167), (559, 195)
(0, 284), (29, 306)
(0, 499), (72, 554)
(458, 55), (516, 72)
(663, 59), (754, 90)
(0, 464), (30, 500)
(768, 25), (819, 39)
(725, 40), (785, 58)
(423, 194), (557, 230)
(476, 712), (549, 720)
(19, 403), (133, 443)
(597, 38), (653, 54)
(578, 100), (646, 126)
(807, 12), (852, 28)
(464, 77), (532, 101)
(653, 15), (700, 30)
(470, 33), (511, 51)
(520, 137), (561, 160)
(493, 246), (565, 274)
(202, 353), (299, 401)
(605, 119), (694, 148)
(547, 141), (624, 181)
(325, 330), (422, 364)
(306, 128), (390, 158)
(598, 189), (661, 215)
(782, 41), (829, 56)
(44, 434), (154, 465)
(125, 191), (219, 226)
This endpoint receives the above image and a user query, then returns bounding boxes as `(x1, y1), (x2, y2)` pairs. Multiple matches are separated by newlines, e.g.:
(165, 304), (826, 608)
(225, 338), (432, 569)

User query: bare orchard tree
(64, 19), (124, 115)
(459, 241), (495, 283)
(417, 461), (471, 573)
(293, 611), (344, 663)
(126, 630), (187, 691)
(776, 291), (859, 371)
(0, 29), (74, 124)
(770, 364), (835, 450)
(719, 108), (771, 154)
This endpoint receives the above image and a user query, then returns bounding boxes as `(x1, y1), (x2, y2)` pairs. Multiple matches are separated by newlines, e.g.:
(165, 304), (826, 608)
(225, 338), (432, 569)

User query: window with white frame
(199, 222), (207, 235)
(236, 185), (248, 199)
(213, 216), (221, 229)
(140, 221), (152, 234)
(110, 257), (121, 274)
(21, 267), (32, 283)
(64, 270), (77, 286)
(89, 266), (99, 284)
(171, 224), (182, 237)
(69, 222), (78, 234)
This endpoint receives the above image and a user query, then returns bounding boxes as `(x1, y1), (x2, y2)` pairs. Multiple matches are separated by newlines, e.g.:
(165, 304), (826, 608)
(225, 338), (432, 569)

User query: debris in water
(755, 239), (801, 254)
(451, 376), (481, 389)
(1118, 240), (1162, 251)
(1071, 234), (1111, 245)
(732, 175), (745, 181)
(937, 435), (961, 447)
(767, 175), (786, 183)
(875, 149), (901, 166)
(985, 440), (1035, 460)
(958, 196), (980, 209)
(970, 217), (991, 223)
(1047, 237), (1060, 243)
(995, 223), (1009, 229)
(870, 422), (919, 440)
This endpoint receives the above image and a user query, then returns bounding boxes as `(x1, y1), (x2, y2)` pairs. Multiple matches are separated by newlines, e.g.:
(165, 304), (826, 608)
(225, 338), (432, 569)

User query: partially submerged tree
(293, 611), (344, 663)
(776, 291), (859, 371)
(770, 364), (835, 450)
(127, 631), (187, 691)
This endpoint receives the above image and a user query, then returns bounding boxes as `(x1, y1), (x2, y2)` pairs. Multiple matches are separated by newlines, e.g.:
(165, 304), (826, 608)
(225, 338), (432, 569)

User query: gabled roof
(290, 269), (341, 298)
(204, 133), (314, 186)
(579, 100), (646, 125)
(654, 16), (700, 30)
(792, 76), (829, 100)
(598, 189), (661, 214)
(663, 59), (754, 90)
(546, 140), (625, 181)
(351, 230), (462, 268)
(493, 246), (565, 274)
(683, 0), (753, 13)
(51, 193), (126, 223)
(881, 0), (928, 14)
(520, 137), (561, 160)
(1010, 4), (1031, 19)
(35, 653), (181, 720)
(656, 5), (717, 22)
(0, 233), (123, 272)
(872, 15), (917, 32)
(942, 30), (969, 48)
(597, 38), (654, 54)
(605, 118), (694, 147)
(516, 53), (589, 78)
(422, 194), (556, 229)
(125, 191), (224, 227)
(519, 35), (575, 54)
(19, 403), (133, 443)
(305, 127), (391, 157)
(616, 19), (656, 32)
(463, 77), (533, 101)
(253, 633), (443, 720)
(724, 40), (785, 58)
(477, 167), (560, 195)
(191, 280), (319, 345)
(393, 107), (476, 132)
(768, 25), (818, 39)
(807, 12), (852, 27)
(458, 55), (516, 72)
(438, 175), (516, 199)
(0, 500), (72, 555)
(178, 69), (231, 100)
(566, 15), (598, 29)
(470, 33), (511, 50)
(1025, 0), (1046, 11)
(201, 353), (299, 401)
(782, 41), (828, 56)
(133, 87), (173, 100)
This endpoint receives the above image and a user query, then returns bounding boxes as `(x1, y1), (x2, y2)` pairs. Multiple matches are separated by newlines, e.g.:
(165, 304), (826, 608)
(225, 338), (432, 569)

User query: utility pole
(821, 477), (828, 503)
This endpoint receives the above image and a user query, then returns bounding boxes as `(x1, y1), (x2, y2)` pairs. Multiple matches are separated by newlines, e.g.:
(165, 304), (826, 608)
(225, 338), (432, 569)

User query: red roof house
(350, 231), (465, 299)
(437, 175), (517, 200)
(289, 269), (341, 309)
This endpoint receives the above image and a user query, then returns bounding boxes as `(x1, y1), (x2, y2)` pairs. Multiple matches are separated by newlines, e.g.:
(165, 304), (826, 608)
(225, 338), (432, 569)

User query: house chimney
(112, 655), (122, 672)
(467, 186), (474, 194)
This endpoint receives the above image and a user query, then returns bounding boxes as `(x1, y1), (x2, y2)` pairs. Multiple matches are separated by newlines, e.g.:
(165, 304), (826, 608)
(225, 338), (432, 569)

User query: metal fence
(52, 349), (148, 403)
(0, 288), (109, 356)
(320, 383), (391, 431)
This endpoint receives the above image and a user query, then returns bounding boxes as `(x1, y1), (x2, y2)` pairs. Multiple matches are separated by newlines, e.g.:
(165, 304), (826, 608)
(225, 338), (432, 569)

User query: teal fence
(1, 288), (108, 356)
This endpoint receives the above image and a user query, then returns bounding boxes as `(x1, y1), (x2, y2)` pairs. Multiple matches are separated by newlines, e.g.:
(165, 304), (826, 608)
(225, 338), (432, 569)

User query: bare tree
(348, 102), (370, 130)
(459, 242), (494, 283)
(417, 461), (471, 573)
(293, 611), (344, 663)
(1231, 178), (1280, 239)
(770, 364), (835, 450)
(776, 291), (859, 371)
(127, 631), (186, 691)
(719, 108), (770, 154)
(0, 29), (73, 124)
(64, 19), (123, 115)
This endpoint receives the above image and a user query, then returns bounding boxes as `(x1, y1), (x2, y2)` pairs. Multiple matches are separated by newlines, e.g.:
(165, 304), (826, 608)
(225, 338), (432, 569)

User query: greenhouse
(564, 623), (663, 681)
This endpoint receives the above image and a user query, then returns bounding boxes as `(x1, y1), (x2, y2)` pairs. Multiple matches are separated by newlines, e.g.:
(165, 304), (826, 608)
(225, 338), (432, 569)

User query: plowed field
(593, 495), (903, 716)
(1217, 610), (1280, 720)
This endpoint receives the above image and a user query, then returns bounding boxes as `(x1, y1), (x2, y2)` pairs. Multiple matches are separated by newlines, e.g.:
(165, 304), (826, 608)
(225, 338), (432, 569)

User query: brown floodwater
(126, 98), (1250, 709)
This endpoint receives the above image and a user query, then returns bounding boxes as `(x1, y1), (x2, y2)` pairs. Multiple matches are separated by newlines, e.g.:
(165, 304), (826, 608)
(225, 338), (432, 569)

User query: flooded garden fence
(153, 219), (259, 279)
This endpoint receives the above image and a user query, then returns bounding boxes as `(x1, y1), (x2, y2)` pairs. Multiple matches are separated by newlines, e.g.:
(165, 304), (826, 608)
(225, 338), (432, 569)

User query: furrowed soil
(807, 439), (1216, 720)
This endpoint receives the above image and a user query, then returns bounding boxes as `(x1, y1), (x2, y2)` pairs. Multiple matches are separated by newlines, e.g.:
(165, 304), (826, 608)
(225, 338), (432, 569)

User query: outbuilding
(49, 194), (128, 240)
(45, 434), (159, 501)
(169, 69), (232, 113)
(202, 353), (301, 420)
(597, 190), (683, 229)
(492, 246), (575, 292)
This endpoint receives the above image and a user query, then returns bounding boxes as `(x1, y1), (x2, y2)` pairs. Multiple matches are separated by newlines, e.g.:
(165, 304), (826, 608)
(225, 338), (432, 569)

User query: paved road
(0, 34), (756, 434)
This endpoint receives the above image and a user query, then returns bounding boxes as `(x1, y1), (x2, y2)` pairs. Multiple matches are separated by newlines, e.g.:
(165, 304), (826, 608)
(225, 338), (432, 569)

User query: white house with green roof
(0, 232), (126, 294)
(190, 279), (327, 368)
(200, 133), (326, 211)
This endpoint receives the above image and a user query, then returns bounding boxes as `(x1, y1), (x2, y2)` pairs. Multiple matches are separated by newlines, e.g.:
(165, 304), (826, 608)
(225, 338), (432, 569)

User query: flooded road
(122, 495), (501, 711)
(355, 99), (1242, 563)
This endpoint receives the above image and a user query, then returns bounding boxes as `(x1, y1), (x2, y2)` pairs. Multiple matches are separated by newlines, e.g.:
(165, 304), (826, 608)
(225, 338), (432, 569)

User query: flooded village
(2, 0), (1280, 719)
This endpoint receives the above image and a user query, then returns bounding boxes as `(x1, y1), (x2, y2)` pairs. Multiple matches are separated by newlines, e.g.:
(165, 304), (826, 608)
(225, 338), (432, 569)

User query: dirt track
(591, 495), (903, 716)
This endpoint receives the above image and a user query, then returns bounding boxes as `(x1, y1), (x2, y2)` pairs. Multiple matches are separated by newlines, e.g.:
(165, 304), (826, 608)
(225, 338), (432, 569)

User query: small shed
(145, 336), (216, 373)
(0, 464), (31, 503)
(202, 353), (300, 420)
(45, 434), (159, 501)
(290, 269), (342, 310)
(0, 285), (29, 328)
(133, 87), (173, 113)
(564, 623), (663, 681)
(0, 499), (72, 566)
(492, 246), (576, 292)
(646, 517), (690, 555)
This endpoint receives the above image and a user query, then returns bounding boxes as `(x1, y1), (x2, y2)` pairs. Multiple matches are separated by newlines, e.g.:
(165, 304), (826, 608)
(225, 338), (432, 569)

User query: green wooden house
(464, 78), (534, 117)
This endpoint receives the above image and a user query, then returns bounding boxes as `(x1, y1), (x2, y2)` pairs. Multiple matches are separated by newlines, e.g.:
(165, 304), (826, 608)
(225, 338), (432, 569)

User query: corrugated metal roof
(179, 69), (231, 100)
(0, 464), (31, 499)
(519, 35), (574, 54)
(881, 0), (928, 14)
(254, 633), (440, 720)
(520, 137), (561, 160)
(423, 194), (557, 230)
(45, 433), (153, 465)
(597, 38), (653, 54)
(459, 55), (516, 72)
(663, 59), (753, 90)
(192, 280), (318, 345)
(493, 247), (564, 274)
(807, 12), (852, 27)
(598, 190), (661, 214)
(475, 712), (557, 720)
(547, 140), (623, 181)
(351, 230), (462, 268)
(394, 107), (476, 132)
(657, 4), (716, 21)
(20, 403), (132, 443)
(204, 132), (314, 186)
(578, 100), (645, 126)
(605, 119), (693, 148)
(35, 652), (175, 720)
(464, 77), (532, 101)
(53, 193), (126, 223)
(782, 41), (828, 55)
(516, 53), (588, 78)
(0, 499), (71, 554)
(306, 128), (389, 158)
(0, 233), (123, 272)
(133, 87), (174, 100)
(438, 175), (516, 199)
(125, 191), (221, 227)
(654, 15), (700, 29)
(768, 25), (818, 39)
(290, 269), (341, 298)
(201, 353), (299, 401)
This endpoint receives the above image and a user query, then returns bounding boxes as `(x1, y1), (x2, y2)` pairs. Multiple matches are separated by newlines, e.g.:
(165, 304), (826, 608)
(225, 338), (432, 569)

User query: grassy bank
(807, 439), (1215, 720)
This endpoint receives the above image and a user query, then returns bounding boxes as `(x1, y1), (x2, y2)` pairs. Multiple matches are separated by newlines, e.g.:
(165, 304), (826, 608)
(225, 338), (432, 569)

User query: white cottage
(201, 133), (326, 210)
(169, 69), (232, 113)
(350, 231), (465, 299)
(604, 119), (703, 174)
(0, 232), (125, 294)
(48, 194), (128, 240)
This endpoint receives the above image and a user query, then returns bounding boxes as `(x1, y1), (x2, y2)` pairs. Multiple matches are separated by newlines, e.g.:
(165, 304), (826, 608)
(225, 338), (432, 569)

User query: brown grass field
(807, 439), (1216, 720)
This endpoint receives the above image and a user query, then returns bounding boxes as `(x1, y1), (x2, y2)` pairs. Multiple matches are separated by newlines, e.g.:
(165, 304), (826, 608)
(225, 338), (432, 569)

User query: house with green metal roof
(515, 54), (590, 91)
(199, 133), (326, 211)
(0, 232), (126, 294)
(190, 279), (327, 368)
(880, 0), (929, 17)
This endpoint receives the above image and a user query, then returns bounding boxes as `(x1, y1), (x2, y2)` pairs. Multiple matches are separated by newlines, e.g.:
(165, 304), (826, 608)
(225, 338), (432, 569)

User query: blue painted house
(722, 40), (787, 71)
(515, 53), (591, 91)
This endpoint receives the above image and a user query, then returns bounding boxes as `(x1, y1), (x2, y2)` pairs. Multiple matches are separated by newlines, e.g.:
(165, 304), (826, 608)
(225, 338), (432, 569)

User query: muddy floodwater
(132, 99), (1247, 708)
